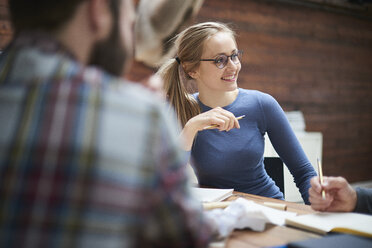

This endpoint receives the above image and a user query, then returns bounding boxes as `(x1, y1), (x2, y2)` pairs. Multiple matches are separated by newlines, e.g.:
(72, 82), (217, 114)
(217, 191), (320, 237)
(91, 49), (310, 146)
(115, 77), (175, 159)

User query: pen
(317, 158), (326, 199)
(204, 115), (245, 130)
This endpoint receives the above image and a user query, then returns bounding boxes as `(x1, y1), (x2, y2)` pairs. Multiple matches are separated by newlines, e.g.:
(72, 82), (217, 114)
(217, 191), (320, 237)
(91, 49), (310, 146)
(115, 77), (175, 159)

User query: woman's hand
(180, 107), (240, 150)
(190, 107), (241, 132)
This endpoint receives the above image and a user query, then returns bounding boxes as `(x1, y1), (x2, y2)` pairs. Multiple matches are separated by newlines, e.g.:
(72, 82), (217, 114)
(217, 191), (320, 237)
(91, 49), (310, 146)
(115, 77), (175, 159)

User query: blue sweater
(191, 88), (317, 204)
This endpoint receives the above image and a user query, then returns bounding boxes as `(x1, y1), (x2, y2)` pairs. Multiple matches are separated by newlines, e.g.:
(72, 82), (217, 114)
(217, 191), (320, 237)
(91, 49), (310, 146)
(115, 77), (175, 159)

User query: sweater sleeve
(139, 104), (215, 247)
(258, 93), (317, 204)
(354, 187), (372, 214)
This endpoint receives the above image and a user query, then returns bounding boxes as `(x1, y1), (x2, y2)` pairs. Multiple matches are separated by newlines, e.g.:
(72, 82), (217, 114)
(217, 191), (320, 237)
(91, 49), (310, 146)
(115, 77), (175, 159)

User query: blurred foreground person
(0, 0), (214, 247)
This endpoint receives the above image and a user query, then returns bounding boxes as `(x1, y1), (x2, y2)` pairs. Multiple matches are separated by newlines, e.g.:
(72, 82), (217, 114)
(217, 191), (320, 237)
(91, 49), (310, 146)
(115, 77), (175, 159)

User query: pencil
(203, 201), (231, 210)
(204, 115), (245, 130)
(263, 202), (287, 211)
(317, 158), (326, 199)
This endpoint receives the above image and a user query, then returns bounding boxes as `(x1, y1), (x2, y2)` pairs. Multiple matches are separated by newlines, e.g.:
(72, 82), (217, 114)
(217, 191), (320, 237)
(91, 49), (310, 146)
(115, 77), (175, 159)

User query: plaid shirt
(0, 32), (213, 248)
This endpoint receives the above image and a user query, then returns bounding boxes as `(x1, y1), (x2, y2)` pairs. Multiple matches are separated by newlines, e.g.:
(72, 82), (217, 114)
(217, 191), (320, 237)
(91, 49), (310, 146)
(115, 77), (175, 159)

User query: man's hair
(8, 0), (86, 32)
(9, 0), (120, 33)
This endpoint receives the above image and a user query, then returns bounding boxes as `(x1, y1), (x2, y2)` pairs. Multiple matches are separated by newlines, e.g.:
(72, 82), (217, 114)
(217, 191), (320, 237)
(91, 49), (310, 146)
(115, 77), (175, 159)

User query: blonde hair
(158, 22), (236, 127)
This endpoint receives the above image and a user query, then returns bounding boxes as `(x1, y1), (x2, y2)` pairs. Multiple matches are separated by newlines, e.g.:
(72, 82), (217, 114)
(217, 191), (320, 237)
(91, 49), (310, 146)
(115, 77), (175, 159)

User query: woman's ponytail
(158, 58), (200, 127)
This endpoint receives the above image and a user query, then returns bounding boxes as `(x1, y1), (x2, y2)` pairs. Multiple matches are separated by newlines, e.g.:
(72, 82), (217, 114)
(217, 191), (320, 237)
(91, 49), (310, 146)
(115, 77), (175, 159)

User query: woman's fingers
(208, 107), (240, 131)
(211, 115), (230, 130)
(234, 117), (240, 129)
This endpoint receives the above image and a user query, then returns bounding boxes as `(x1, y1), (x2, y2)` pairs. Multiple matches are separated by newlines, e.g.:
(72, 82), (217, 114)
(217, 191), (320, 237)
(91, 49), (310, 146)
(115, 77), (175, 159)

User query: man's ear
(88, 0), (112, 39)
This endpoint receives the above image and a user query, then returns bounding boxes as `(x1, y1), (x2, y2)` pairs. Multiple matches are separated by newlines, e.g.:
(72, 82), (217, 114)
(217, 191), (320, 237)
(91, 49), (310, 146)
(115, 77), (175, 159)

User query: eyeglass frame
(199, 50), (243, 69)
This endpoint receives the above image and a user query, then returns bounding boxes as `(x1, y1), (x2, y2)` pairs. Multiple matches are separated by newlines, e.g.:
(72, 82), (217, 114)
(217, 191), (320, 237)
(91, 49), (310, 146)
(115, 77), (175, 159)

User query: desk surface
(223, 192), (322, 248)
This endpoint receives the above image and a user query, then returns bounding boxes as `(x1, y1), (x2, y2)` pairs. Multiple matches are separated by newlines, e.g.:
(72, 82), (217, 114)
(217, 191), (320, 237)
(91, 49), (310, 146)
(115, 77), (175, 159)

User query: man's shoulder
(82, 66), (164, 111)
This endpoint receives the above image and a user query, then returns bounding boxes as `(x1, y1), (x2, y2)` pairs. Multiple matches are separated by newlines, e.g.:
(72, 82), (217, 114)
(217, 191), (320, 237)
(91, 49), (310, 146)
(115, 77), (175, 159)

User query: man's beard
(88, 23), (130, 77)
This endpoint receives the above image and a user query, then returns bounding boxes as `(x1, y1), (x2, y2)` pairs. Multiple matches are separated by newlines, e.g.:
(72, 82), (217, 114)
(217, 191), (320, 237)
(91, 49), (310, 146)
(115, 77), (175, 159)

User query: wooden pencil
(317, 158), (326, 199)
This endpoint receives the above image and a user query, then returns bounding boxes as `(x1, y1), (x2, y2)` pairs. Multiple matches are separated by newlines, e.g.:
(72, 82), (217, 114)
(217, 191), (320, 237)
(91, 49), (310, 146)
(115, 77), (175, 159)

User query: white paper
(190, 187), (234, 202)
(229, 198), (297, 229)
(205, 197), (297, 237)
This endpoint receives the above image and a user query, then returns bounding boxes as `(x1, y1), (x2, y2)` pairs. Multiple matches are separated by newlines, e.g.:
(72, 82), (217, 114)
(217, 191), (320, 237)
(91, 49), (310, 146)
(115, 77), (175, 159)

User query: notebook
(285, 212), (372, 238)
(190, 187), (234, 202)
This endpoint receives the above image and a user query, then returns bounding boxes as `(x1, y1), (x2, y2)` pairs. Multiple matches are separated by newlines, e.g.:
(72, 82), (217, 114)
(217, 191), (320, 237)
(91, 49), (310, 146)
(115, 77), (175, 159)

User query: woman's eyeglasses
(200, 50), (243, 69)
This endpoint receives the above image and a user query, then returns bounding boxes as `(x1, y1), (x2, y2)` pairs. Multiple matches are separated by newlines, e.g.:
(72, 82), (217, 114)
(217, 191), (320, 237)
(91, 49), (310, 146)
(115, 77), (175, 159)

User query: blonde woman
(158, 22), (316, 204)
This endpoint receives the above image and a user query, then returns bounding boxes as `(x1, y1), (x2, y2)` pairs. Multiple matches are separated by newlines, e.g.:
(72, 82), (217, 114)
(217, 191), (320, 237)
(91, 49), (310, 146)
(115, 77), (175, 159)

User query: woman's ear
(187, 66), (199, 79)
(182, 62), (199, 79)
(188, 71), (197, 79)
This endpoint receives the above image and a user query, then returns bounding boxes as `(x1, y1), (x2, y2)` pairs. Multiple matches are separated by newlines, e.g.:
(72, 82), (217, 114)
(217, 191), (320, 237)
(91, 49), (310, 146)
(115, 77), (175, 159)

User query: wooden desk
(222, 192), (322, 248)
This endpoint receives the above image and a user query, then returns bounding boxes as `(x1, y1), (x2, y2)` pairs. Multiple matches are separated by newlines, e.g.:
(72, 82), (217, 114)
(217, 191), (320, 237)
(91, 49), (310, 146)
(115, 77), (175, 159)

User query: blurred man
(0, 0), (213, 247)
(309, 176), (372, 214)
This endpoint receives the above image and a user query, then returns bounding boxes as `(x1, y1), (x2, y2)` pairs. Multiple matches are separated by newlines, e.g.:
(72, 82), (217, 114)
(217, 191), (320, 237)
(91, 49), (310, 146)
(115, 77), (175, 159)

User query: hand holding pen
(187, 107), (243, 132)
(308, 176), (358, 212)
(180, 107), (244, 151)
(204, 115), (245, 130)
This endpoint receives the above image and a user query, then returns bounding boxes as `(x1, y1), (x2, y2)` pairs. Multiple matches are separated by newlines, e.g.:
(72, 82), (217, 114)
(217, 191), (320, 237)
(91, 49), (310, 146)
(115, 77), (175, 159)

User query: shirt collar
(9, 30), (77, 61)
